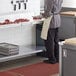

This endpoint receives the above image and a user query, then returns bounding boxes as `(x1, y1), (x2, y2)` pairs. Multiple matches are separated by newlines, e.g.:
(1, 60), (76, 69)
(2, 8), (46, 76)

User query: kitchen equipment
(59, 39), (76, 76)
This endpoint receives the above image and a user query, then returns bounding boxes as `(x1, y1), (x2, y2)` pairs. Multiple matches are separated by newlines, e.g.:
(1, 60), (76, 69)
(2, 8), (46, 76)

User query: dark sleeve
(43, 0), (53, 18)
(53, 0), (63, 14)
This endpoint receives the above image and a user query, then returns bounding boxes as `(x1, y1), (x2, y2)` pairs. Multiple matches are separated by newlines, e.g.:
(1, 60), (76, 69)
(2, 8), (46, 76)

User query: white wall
(0, 0), (12, 14)
(62, 0), (76, 8)
(40, 0), (76, 9)
(0, 0), (40, 22)
(40, 0), (44, 11)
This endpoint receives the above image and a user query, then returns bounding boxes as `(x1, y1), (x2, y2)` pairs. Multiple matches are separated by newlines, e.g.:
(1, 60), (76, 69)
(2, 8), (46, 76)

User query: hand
(33, 15), (42, 20)
(40, 13), (48, 18)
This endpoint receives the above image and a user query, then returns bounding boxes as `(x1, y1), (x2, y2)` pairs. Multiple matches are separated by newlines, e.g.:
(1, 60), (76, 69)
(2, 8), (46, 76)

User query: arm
(43, 0), (53, 18)
(53, 0), (63, 15)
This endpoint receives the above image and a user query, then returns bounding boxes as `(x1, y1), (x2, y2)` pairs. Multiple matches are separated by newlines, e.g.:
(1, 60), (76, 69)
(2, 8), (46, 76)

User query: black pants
(44, 28), (59, 61)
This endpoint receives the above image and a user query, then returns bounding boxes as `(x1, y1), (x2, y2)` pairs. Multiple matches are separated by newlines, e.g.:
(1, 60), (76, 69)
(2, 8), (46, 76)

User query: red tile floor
(0, 56), (59, 76)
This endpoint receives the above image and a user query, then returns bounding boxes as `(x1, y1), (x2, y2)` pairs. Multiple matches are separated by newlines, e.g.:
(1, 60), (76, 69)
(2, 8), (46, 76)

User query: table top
(60, 11), (76, 16)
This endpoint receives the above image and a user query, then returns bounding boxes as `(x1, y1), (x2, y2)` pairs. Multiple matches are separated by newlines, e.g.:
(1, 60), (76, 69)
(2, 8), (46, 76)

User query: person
(42, 0), (63, 64)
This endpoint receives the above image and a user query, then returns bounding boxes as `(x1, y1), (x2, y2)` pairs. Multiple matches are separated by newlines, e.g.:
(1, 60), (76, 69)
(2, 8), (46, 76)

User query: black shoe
(56, 59), (59, 63)
(43, 60), (56, 64)
(56, 58), (59, 63)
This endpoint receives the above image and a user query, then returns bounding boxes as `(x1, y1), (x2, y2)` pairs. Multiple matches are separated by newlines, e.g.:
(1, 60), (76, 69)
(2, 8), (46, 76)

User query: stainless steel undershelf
(0, 45), (44, 62)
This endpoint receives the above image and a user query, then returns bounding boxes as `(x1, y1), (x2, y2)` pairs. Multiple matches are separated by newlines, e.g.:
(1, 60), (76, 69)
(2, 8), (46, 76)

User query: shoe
(56, 59), (59, 63)
(43, 60), (56, 64)
(56, 58), (59, 63)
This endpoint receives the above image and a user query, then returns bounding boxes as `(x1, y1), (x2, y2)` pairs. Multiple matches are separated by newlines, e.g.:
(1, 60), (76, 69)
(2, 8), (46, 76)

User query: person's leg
(44, 28), (56, 64)
(54, 28), (59, 62)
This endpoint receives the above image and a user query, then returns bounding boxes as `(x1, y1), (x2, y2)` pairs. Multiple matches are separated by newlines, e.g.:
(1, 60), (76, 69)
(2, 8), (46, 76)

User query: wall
(62, 0), (76, 8)
(40, 0), (76, 10)
(40, 0), (44, 11)
(0, 0), (40, 22)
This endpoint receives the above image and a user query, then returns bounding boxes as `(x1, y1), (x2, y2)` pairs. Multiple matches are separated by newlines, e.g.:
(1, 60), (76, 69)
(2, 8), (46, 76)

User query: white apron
(41, 16), (53, 40)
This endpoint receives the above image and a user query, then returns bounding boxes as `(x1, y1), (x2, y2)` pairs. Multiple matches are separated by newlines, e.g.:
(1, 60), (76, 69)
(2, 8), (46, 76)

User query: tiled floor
(0, 55), (46, 72)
